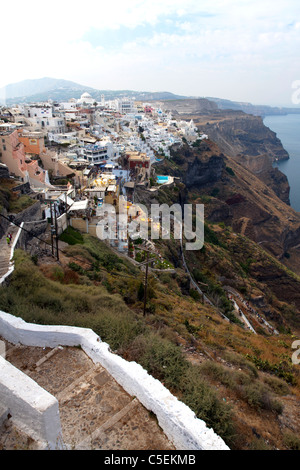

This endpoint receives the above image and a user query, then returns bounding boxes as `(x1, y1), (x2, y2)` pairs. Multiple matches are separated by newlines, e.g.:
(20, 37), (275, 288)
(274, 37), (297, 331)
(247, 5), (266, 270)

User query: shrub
(59, 226), (84, 245)
(245, 354), (297, 385)
(240, 382), (283, 414)
(9, 195), (36, 213)
(0, 251), (144, 351)
(225, 166), (235, 177)
(263, 376), (290, 396)
(223, 351), (258, 378)
(249, 438), (272, 450)
(189, 289), (202, 301)
(283, 432), (300, 450)
(126, 333), (187, 390)
(198, 360), (283, 414)
(180, 365), (235, 444)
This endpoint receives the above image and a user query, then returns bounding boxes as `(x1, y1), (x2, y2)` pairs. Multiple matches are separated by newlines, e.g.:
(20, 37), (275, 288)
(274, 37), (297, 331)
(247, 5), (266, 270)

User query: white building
(80, 140), (119, 165)
(77, 92), (96, 106)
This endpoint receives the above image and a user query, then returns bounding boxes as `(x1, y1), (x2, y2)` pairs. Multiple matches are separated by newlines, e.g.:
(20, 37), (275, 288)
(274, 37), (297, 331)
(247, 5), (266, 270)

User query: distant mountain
(2, 77), (300, 116)
(0, 77), (97, 103)
(206, 97), (300, 117)
(0, 77), (187, 105)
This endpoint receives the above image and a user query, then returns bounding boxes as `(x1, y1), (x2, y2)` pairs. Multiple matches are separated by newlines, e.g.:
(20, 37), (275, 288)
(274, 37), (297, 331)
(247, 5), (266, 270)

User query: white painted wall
(0, 311), (229, 450)
(0, 356), (63, 449)
(0, 222), (24, 286)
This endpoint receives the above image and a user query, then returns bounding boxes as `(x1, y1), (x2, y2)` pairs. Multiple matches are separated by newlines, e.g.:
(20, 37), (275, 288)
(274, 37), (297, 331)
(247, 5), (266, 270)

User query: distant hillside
(2, 77), (300, 116)
(0, 77), (97, 103)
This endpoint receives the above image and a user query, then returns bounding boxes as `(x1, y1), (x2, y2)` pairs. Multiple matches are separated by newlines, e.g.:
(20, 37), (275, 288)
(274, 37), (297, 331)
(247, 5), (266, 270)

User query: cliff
(156, 140), (300, 273)
(189, 112), (289, 162)
(158, 98), (218, 115)
(233, 154), (291, 205)
(156, 98), (289, 163)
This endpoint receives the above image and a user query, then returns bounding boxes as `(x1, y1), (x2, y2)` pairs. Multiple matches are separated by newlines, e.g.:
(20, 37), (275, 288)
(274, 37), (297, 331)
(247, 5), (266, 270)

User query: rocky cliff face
(158, 98), (219, 115)
(163, 99), (291, 204)
(156, 98), (290, 163)
(184, 154), (225, 187)
(234, 154), (291, 205)
(156, 140), (300, 274)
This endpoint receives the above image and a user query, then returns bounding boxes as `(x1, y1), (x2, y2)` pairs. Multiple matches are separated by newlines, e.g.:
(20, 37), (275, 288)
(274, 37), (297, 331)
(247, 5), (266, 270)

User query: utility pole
(143, 250), (149, 317)
(50, 201), (55, 257)
(54, 202), (59, 261)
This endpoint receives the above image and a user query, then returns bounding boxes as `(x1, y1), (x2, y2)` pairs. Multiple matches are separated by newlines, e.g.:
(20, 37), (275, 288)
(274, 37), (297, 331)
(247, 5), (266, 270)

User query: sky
(1, 0), (300, 106)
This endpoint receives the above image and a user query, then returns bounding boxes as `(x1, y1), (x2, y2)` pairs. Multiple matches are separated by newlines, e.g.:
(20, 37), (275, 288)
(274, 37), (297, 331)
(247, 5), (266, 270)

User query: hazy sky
(2, 0), (300, 106)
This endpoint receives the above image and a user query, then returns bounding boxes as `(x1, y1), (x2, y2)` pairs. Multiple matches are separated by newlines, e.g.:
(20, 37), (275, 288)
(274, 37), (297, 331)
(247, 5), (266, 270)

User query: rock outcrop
(234, 154), (291, 205)
(197, 113), (289, 162)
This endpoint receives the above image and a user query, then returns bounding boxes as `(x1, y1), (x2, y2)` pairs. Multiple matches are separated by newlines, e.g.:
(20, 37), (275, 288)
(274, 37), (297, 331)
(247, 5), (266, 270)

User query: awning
(58, 194), (74, 206)
(69, 200), (89, 211)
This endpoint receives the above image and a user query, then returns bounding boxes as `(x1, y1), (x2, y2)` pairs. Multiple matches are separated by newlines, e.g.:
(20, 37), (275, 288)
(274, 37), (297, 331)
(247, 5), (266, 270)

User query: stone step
(0, 342), (176, 450)
(0, 417), (41, 450)
(27, 347), (95, 396)
(57, 364), (103, 404)
(58, 369), (133, 445)
(5, 343), (52, 372)
(75, 398), (139, 450)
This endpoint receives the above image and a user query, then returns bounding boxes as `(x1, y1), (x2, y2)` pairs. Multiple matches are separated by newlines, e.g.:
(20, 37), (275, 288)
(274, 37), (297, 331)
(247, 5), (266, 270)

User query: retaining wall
(0, 310), (229, 451)
(10, 201), (42, 225)
(0, 356), (63, 449)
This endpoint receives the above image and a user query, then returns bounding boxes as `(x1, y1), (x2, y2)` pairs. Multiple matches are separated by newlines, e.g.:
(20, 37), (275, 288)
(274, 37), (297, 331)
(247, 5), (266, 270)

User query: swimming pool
(157, 175), (169, 184)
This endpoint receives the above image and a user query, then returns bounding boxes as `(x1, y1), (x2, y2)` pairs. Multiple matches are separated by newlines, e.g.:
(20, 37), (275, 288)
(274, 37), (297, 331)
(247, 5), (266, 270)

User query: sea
(263, 114), (300, 212)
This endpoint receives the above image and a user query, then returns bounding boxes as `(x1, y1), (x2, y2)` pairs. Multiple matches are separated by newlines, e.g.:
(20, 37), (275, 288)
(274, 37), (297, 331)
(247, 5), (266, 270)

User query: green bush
(241, 382), (283, 414)
(0, 251), (144, 351)
(249, 438), (272, 450)
(198, 360), (283, 414)
(225, 166), (235, 177)
(223, 351), (258, 378)
(59, 226), (84, 245)
(189, 289), (202, 301)
(245, 354), (297, 385)
(263, 376), (290, 396)
(127, 333), (187, 390)
(9, 195), (36, 213)
(180, 365), (235, 444)
(283, 432), (300, 450)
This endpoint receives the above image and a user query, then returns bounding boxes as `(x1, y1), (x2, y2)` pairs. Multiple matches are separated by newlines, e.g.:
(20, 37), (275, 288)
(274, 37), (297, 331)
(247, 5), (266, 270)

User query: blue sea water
(264, 114), (300, 212)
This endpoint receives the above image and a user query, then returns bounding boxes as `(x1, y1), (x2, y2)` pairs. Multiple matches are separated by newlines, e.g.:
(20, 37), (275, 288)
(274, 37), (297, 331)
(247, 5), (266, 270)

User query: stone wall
(10, 201), (42, 225)
(0, 356), (63, 449)
(11, 182), (31, 195)
(16, 219), (48, 251)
